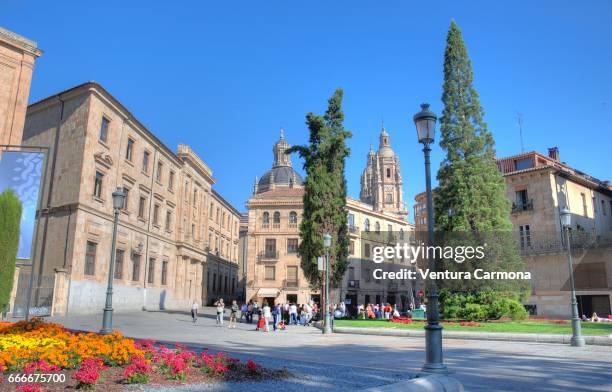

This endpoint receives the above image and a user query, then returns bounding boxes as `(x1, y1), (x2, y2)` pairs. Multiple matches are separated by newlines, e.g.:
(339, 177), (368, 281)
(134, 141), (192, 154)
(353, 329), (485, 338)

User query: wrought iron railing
(348, 279), (360, 289)
(512, 199), (534, 213)
(515, 231), (612, 255)
(258, 250), (279, 261)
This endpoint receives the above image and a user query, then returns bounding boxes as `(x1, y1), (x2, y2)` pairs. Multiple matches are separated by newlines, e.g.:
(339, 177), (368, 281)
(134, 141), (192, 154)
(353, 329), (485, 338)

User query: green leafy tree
(0, 189), (22, 313)
(287, 88), (352, 288)
(435, 21), (528, 296)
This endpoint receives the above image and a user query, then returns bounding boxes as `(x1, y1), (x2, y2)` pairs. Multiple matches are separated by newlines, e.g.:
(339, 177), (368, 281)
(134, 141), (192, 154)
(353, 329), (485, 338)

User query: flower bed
(0, 319), (288, 391)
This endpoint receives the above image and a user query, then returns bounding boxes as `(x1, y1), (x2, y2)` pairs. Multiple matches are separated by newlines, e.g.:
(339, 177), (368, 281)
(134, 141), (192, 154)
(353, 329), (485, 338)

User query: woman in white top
(262, 302), (272, 332)
(191, 301), (199, 323)
(215, 298), (225, 325)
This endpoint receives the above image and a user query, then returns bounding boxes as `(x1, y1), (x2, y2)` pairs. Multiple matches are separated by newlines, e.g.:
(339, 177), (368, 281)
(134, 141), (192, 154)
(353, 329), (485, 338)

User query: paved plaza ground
(49, 309), (612, 391)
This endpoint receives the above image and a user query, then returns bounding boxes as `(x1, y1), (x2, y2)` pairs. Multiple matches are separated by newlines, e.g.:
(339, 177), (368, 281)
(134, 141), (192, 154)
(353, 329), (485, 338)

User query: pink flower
(74, 357), (105, 387)
(24, 360), (61, 374)
(17, 384), (42, 392)
(123, 356), (152, 379)
(247, 360), (259, 371)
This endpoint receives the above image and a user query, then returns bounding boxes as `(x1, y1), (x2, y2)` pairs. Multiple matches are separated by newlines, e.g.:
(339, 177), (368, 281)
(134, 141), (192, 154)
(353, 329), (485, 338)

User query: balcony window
(364, 218), (370, 232)
(289, 211), (298, 227)
(273, 211), (281, 228)
(287, 238), (298, 253)
(265, 238), (276, 257)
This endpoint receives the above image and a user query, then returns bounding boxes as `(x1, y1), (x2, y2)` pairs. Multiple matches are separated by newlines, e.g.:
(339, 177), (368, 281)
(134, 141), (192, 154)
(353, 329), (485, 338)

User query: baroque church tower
(359, 126), (407, 219)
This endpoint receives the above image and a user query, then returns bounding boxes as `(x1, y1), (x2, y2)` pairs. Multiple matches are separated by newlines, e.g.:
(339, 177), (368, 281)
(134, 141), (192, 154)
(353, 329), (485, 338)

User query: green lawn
(334, 319), (612, 336)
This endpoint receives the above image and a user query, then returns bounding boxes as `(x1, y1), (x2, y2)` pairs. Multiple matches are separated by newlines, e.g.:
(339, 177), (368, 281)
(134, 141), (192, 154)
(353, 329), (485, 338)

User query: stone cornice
(0, 27), (43, 57)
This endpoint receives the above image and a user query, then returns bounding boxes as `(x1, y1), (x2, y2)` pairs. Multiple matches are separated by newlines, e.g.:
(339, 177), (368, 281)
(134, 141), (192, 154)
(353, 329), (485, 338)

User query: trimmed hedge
(439, 289), (528, 321)
(0, 189), (22, 313)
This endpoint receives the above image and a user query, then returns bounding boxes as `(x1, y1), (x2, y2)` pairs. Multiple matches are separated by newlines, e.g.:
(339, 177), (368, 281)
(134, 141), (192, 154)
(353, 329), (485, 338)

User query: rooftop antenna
(516, 112), (525, 153)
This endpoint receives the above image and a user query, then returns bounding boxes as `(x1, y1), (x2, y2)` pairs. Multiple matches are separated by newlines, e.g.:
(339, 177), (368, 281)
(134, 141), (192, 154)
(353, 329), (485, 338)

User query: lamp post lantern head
(413, 103), (437, 144)
(112, 188), (125, 211)
(323, 233), (332, 248)
(560, 207), (571, 228)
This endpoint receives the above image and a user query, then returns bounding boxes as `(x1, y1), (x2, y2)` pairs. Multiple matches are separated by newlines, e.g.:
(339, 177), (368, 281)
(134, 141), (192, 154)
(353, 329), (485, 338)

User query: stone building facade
(245, 129), (413, 309)
(0, 27), (42, 147)
(21, 82), (241, 315)
(413, 147), (612, 317)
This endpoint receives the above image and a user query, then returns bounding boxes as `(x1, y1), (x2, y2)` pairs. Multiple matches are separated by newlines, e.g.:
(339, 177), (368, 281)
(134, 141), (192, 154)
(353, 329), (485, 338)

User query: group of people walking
(190, 298), (320, 332)
(244, 300), (319, 332)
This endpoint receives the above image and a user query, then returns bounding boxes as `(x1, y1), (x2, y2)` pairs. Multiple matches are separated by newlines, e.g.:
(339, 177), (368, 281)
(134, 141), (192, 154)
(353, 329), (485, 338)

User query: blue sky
(3, 1), (611, 221)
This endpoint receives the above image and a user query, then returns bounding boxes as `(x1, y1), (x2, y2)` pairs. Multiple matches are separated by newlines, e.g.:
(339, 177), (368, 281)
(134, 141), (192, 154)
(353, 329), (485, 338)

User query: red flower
(17, 384), (42, 392)
(74, 357), (105, 387)
(247, 360), (259, 371)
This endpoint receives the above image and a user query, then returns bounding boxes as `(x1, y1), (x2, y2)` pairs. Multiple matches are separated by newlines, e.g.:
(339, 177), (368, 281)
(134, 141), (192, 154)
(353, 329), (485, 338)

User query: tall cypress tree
(288, 89), (352, 288)
(0, 189), (22, 313)
(435, 22), (527, 295)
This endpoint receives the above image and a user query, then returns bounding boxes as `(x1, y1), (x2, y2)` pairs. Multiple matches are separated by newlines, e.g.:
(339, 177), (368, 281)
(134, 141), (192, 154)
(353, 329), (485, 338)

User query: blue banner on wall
(0, 150), (44, 260)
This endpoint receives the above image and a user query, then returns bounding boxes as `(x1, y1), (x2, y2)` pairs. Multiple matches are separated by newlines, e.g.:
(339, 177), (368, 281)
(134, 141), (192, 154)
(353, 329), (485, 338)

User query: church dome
(257, 166), (303, 192)
(255, 129), (304, 194)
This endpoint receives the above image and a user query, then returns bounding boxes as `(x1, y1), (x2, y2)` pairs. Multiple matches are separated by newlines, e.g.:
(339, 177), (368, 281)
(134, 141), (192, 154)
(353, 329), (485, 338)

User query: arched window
(375, 222), (380, 233)
(273, 211), (281, 227)
(399, 228), (404, 240)
(364, 218), (370, 232)
(289, 211), (298, 224)
(262, 211), (270, 224)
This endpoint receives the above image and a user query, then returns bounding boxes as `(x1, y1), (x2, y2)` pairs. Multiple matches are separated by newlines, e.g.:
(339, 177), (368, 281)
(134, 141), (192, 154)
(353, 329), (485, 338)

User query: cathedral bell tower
(359, 125), (407, 219)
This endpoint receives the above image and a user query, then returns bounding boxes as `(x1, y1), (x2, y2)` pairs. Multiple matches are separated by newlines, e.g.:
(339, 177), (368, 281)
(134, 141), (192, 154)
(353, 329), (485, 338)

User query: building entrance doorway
(286, 294), (298, 304)
(263, 297), (277, 306)
(345, 294), (357, 316)
(577, 295), (611, 318)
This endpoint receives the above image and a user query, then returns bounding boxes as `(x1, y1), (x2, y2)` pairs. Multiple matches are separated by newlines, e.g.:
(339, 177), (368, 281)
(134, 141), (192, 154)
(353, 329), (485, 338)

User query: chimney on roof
(548, 147), (560, 161)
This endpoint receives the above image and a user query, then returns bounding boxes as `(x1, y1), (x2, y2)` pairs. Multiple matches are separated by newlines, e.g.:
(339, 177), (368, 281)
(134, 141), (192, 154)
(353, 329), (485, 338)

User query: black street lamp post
(413, 103), (447, 373)
(559, 207), (585, 347)
(100, 188), (125, 334)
